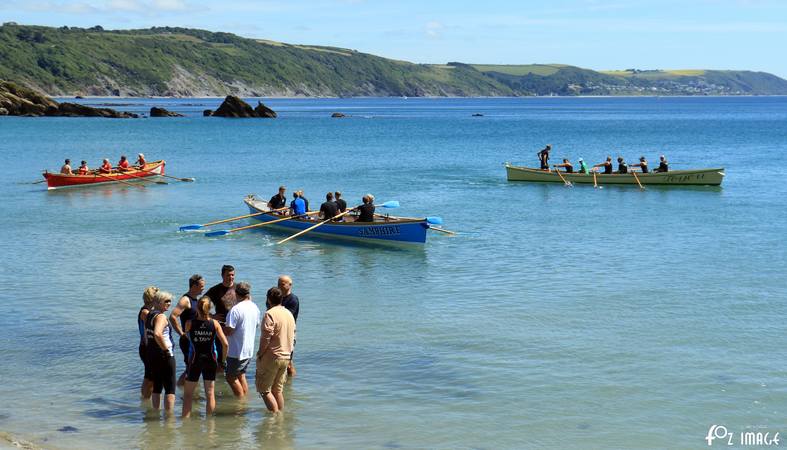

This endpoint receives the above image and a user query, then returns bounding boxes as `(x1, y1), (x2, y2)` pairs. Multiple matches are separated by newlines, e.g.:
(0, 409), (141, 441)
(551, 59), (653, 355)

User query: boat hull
(43, 160), (166, 190)
(504, 164), (724, 186)
(244, 198), (429, 244)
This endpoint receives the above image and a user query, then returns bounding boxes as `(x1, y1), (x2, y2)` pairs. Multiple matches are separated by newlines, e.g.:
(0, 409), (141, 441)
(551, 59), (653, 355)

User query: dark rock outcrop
(210, 96), (276, 118)
(150, 107), (184, 117)
(203, 109), (213, 117)
(0, 80), (137, 118)
(331, 112), (346, 118)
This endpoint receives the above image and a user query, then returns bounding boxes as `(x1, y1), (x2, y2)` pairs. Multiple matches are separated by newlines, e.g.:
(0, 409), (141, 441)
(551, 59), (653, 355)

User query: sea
(1, 96), (786, 449)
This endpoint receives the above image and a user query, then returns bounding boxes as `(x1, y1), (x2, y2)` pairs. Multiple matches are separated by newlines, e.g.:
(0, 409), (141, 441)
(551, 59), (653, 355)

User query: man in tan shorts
(255, 287), (295, 412)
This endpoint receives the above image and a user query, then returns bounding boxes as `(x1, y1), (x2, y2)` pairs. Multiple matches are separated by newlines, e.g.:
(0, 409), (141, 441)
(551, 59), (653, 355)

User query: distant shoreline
(56, 94), (787, 100)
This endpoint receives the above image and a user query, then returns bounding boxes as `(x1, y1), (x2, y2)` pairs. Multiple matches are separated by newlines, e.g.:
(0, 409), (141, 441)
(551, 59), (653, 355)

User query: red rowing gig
(42, 160), (166, 190)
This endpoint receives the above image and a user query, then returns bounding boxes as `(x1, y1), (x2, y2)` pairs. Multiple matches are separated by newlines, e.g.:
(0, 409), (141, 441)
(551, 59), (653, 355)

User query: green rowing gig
(504, 163), (725, 186)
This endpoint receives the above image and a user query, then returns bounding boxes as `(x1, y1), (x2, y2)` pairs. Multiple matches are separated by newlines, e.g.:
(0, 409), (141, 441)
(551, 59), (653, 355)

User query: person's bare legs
(204, 380), (216, 416)
(182, 381), (197, 418)
(177, 371), (187, 387)
(262, 391), (279, 412)
(226, 374), (244, 397)
(151, 393), (161, 409)
(164, 393), (175, 414)
(238, 374), (249, 396)
(272, 389), (285, 411)
(141, 379), (154, 399)
(287, 361), (296, 378)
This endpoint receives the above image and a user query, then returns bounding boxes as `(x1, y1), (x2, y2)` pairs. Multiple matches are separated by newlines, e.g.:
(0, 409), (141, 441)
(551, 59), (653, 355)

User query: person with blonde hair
(356, 194), (375, 222)
(145, 290), (176, 413)
(138, 286), (159, 399)
(182, 296), (228, 418)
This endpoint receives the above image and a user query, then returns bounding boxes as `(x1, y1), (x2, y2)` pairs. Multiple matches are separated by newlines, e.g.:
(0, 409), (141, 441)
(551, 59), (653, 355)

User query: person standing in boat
(99, 158), (113, 174)
(77, 160), (90, 175)
(145, 290), (177, 414)
(356, 194), (376, 222)
(60, 159), (73, 175)
(577, 158), (589, 174)
(319, 192), (339, 221)
(268, 186), (287, 211)
(553, 158), (574, 173)
(593, 156), (613, 174)
(631, 156), (649, 173)
(117, 155), (131, 171)
(169, 274), (205, 387)
(616, 157), (628, 174)
(135, 153), (146, 169)
(654, 155), (669, 172)
(537, 145), (551, 170)
(181, 296), (228, 418)
(138, 286), (159, 399)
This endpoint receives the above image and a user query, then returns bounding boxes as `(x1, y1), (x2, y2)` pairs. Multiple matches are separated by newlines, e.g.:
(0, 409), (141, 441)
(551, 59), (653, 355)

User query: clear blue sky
(2, 0), (786, 78)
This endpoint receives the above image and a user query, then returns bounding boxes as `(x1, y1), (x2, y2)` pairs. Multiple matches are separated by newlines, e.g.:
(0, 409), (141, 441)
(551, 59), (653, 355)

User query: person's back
(320, 192), (339, 220)
(60, 159), (73, 175)
(656, 156), (669, 173)
(292, 197), (306, 216)
(357, 196), (375, 222)
(537, 145), (551, 170)
(617, 158), (628, 174)
(335, 192), (347, 213)
(188, 318), (217, 361)
(578, 159), (588, 174)
(226, 299), (261, 359)
(256, 287), (296, 413)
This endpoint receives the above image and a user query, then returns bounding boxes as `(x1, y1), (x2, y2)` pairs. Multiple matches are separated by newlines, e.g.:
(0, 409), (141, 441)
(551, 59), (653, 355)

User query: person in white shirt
(223, 281), (260, 397)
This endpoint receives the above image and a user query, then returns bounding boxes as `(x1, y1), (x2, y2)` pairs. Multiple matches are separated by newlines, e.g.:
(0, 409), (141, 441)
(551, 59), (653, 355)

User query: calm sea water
(1, 97), (786, 449)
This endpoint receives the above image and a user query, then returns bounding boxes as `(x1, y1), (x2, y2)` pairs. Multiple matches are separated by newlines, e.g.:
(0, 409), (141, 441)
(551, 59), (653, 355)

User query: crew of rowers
(266, 185), (377, 222)
(59, 153), (148, 175)
(537, 144), (669, 174)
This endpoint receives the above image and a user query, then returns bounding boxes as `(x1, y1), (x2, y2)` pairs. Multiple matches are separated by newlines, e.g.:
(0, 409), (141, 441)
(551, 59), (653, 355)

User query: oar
(204, 211), (320, 237)
(428, 226), (456, 235)
(181, 207), (288, 231)
(122, 170), (168, 185)
(277, 200), (400, 245)
(94, 171), (146, 189)
(631, 171), (645, 190)
(553, 167), (572, 187)
(426, 216), (443, 225)
(592, 170), (603, 190)
(139, 167), (194, 182)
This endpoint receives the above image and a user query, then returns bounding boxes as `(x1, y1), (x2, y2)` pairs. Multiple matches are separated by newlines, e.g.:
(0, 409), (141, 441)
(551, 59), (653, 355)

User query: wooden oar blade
(426, 216), (443, 225)
(179, 224), (203, 231)
(204, 230), (230, 237)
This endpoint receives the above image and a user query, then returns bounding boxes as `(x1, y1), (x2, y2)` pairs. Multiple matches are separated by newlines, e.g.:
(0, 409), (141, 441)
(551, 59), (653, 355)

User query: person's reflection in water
(139, 409), (177, 450)
(255, 410), (296, 449)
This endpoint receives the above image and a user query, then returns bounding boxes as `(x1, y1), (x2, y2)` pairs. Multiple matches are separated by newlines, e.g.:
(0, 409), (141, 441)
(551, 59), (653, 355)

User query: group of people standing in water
(536, 144), (670, 174)
(267, 185), (378, 222)
(137, 266), (298, 418)
(60, 153), (147, 175)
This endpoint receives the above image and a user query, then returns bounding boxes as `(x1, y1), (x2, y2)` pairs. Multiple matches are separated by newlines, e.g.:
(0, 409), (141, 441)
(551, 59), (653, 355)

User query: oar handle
(429, 226), (456, 235)
(203, 208), (286, 227)
(208, 211), (321, 237)
(94, 172), (145, 189)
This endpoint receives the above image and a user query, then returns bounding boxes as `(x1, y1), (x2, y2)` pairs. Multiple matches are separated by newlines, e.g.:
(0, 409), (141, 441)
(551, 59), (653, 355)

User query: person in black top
(334, 191), (347, 213)
(654, 155), (669, 172)
(319, 192), (339, 220)
(277, 275), (299, 377)
(181, 296), (228, 418)
(593, 156), (613, 174)
(356, 194), (375, 222)
(537, 144), (551, 170)
(631, 156), (649, 173)
(267, 186), (287, 211)
(204, 265), (236, 324)
(169, 274), (204, 387)
(553, 158), (574, 173)
(616, 157), (628, 174)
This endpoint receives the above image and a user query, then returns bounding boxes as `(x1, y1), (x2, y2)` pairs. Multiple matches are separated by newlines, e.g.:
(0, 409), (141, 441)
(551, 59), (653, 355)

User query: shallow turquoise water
(1, 97), (786, 449)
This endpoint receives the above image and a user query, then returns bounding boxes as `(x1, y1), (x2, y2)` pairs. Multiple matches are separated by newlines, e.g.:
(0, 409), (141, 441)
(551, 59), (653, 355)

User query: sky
(2, 0), (786, 78)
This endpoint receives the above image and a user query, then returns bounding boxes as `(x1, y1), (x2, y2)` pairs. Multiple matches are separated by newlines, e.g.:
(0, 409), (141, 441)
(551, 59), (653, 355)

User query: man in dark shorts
(277, 275), (299, 377)
(169, 274), (205, 386)
(319, 192), (339, 220)
(223, 281), (260, 397)
(267, 185), (287, 211)
(537, 144), (551, 170)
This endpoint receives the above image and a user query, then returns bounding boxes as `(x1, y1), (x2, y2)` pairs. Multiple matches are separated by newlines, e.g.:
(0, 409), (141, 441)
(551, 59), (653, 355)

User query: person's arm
(140, 308), (150, 323)
(184, 320), (192, 334)
(214, 319), (229, 365)
(168, 297), (189, 337)
(257, 312), (274, 358)
(153, 314), (170, 353)
(223, 308), (236, 336)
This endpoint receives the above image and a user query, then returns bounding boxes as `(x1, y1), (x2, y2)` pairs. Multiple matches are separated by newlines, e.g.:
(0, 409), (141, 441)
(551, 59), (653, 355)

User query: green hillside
(2, 24), (786, 97)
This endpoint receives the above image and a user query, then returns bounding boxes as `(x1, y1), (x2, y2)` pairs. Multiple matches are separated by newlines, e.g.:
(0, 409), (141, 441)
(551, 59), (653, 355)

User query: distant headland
(2, 23), (787, 98)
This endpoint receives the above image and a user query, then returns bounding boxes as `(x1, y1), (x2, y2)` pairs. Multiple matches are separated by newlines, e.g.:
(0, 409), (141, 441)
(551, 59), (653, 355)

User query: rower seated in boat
(616, 157), (628, 174)
(135, 153), (146, 169)
(290, 193), (307, 217)
(355, 194), (375, 222)
(577, 158), (589, 174)
(593, 156), (613, 174)
(630, 156), (649, 173)
(537, 144), (551, 170)
(268, 185), (287, 212)
(60, 159), (73, 175)
(117, 155), (131, 171)
(77, 160), (89, 175)
(654, 155), (669, 173)
(335, 191), (347, 213)
(99, 159), (113, 174)
(553, 159), (573, 173)
(319, 192), (339, 221)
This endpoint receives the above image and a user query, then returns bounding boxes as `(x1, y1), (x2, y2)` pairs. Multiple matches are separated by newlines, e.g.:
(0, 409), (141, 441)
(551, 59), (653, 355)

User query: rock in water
(0, 80), (137, 118)
(331, 112), (346, 118)
(203, 109), (213, 117)
(150, 107), (184, 117)
(210, 95), (277, 118)
(57, 426), (78, 433)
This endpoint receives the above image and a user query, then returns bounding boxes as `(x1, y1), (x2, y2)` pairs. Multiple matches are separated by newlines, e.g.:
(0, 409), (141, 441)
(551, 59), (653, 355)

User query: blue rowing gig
(244, 195), (431, 244)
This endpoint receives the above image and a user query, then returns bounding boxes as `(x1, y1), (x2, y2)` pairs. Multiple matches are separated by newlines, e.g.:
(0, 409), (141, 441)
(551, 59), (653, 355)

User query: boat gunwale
(43, 160), (165, 180)
(245, 197), (428, 226)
